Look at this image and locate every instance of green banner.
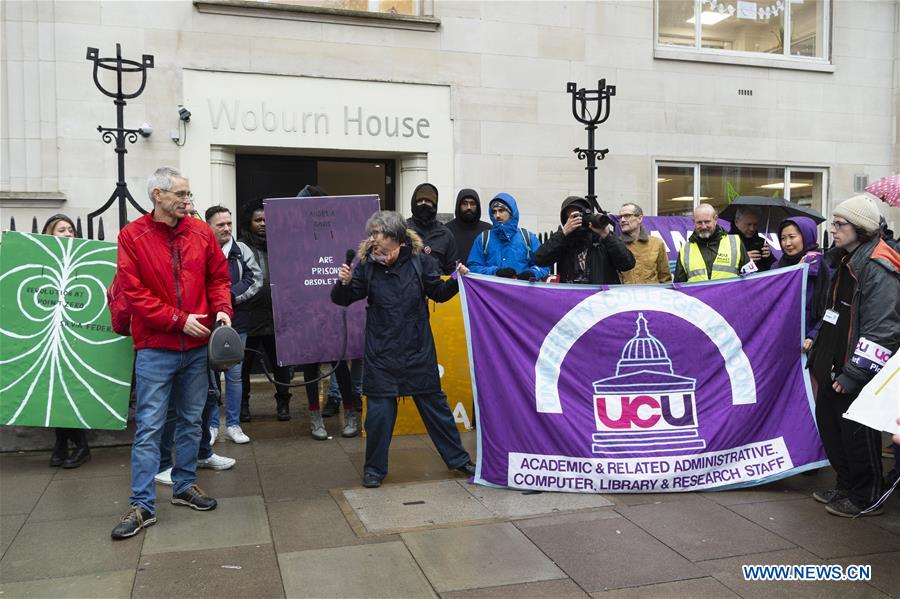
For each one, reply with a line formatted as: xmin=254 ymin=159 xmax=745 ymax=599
xmin=0 ymin=232 xmax=132 ymax=429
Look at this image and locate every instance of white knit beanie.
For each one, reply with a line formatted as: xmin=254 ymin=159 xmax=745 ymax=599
xmin=833 ymin=194 xmax=881 ymax=234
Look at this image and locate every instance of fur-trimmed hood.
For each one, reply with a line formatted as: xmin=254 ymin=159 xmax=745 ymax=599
xmin=357 ymin=228 xmax=424 ymax=263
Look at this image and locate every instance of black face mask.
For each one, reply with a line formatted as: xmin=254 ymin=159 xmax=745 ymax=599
xmin=412 ymin=203 xmax=437 ymax=224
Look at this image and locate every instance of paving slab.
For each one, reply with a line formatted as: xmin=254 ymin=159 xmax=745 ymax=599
xmin=730 ymin=498 xmax=900 ymax=559
xmin=279 ymin=541 xmax=435 ymax=598
xmin=0 ymin=514 xmax=26 ymax=559
xmin=344 ymin=446 xmax=463 ymax=484
xmin=141 ymin=495 xmax=271 ymax=555
xmin=463 ymin=480 xmax=613 ymax=518
xmin=51 ymin=445 xmax=133 ymax=480
xmin=701 ymin=476 xmax=813 ymax=506
xmin=605 ymin=491 xmax=700 ymax=507
xmin=266 ymin=493 xmax=397 ymax=553
xmin=194 ymin=460 xmax=263 ymax=499
xmin=402 ymin=522 xmax=566 ymax=592
xmin=831 ymin=551 xmax=900 ymax=597
xmin=867 ymin=495 xmax=900 ymax=536
xmin=0 ymin=473 xmax=50 ymax=516
xmin=0 ymin=515 xmax=142 ymax=583
xmin=515 ymin=508 xmax=623 ymax=530
xmin=440 ymin=578 xmax=590 ymax=598
xmin=520 ymin=513 xmax=704 ymax=592
xmin=0 ymin=451 xmax=54 ymax=476
xmin=251 ymin=436 xmax=354 ymax=466
xmin=132 ymin=543 xmax=284 ymax=599
xmin=697 ymin=547 xmax=889 ymax=599
xmin=29 ymin=475 xmax=132 ymax=522
xmin=591 ymin=577 xmax=739 ymax=598
xmin=0 ymin=569 xmax=134 ymax=598
xmin=344 ymin=480 xmax=494 ymax=533
xmin=617 ymin=495 xmax=795 ymax=561
xmin=258 ymin=457 xmax=361 ymax=502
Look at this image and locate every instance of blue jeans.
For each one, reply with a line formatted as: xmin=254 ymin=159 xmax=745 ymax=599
xmin=327 ymin=359 xmax=363 ymax=403
xmin=364 ymin=392 xmax=469 ymax=480
xmin=159 ymin=378 xmax=218 ymax=472
xmin=130 ymin=347 xmax=208 ymax=513
xmin=210 ymin=332 xmax=247 ymax=428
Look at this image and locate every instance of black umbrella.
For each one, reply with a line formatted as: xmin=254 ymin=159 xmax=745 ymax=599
xmin=719 ymin=196 xmax=825 ymax=235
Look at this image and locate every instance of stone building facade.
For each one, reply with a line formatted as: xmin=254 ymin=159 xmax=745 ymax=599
xmin=2 ymin=0 xmax=898 ymax=237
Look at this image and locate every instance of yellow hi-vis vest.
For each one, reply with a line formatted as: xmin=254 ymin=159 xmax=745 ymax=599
xmin=679 ymin=235 xmax=741 ymax=281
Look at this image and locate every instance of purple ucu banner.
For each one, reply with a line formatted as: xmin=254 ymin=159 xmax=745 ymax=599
xmin=459 ymin=267 xmax=827 ymax=493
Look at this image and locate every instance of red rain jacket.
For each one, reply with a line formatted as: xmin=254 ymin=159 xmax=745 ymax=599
xmin=116 ymin=212 xmax=232 ymax=351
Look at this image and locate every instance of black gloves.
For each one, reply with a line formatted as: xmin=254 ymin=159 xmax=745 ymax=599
xmin=495 ymin=268 xmax=516 ymax=278
xmin=516 ymin=271 xmax=535 ymax=281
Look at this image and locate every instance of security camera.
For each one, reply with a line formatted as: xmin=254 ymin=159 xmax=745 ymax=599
xmin=178 ymin=107 xmax=191 ymax=122
xmin=137 ymin=123 xmax=153 ymax=138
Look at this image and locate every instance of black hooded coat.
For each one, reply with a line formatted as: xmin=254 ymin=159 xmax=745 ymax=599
xmin=330 ymin=230 xmax=458 ymax=397
xmin=405 ymin=183 xmax=459 ymax=274
xmin=533 ymin=196 xmax=635 ymax=284
xmin=444 ymin=188 xmax=491 ymax=265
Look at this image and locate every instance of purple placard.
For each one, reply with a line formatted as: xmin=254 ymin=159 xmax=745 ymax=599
xmin=265 ymin=195 xmax=380 ymax=365
xmin=460 ymin=267 xmax=826 ymax=493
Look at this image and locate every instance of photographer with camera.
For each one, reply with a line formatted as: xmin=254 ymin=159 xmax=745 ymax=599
xmin=534 ymin=196 xmax=634 ymax=284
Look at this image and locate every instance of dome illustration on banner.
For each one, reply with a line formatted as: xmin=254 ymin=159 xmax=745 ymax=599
xmin=0 ymin=233 xmax=131 ymax=428
xmin=591 ymin=313 xmax=706 ymax=456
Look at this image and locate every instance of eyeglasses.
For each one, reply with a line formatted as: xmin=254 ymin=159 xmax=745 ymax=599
xmin=368 ymin=229 xmax=384 ymax=238
xmin=162 ymin=190 xmax=194 ymax=199
xmin=830 ymin=220 xmax=851 ymax=229
xmin=618 ymin=213 xmax=638 ymax=220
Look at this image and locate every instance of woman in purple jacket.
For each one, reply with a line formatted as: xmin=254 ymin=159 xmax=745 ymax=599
xmin=774 ymin=216 xmax=830 ymax=353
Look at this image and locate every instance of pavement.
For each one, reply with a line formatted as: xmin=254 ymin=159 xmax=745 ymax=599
xmin=0 ymin=385 xmax=898 ymax=599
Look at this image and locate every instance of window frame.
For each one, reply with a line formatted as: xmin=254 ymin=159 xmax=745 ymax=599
xmin=653 ymin=160 xmax=829 ymax=219
xmin=654 ymin=0 xmax=833 ymax=72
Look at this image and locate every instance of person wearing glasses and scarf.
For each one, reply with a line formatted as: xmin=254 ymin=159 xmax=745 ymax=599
xmin=807 ymin=194 xmax=900 ymax=518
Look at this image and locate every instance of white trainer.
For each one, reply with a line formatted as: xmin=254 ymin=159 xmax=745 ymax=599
xmin=154 ymin=467 xmax=173 ymax=486
xmin=209 ymin=427 xmax=218 ymax=445
xmin=196 ymin=453 xmax=236 ymax=470
xmin=225 ymin=425 xmax=250 ymax=444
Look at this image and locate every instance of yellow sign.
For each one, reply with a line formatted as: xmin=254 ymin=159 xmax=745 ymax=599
xmin=390 ymin=283 xmax=473 ymax=435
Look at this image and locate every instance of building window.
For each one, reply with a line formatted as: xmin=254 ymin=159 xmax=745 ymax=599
xmin=656 ymin=162 xmax=827 ymax=225
xmin=268 ymin=0 xmax=423 ymax=16
xmin=656 ymin=0 xmax=830 ymax=65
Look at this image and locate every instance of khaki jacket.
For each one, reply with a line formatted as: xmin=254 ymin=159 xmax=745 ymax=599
xmin=618 ymin=227 xmax=673 ymax=284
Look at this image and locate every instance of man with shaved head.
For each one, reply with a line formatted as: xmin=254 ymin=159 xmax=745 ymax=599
xmin=674 ymin=203 xmax=749 ymax=283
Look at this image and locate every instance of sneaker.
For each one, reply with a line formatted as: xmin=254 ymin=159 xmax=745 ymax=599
xmin=111 ymin=504 xmax=156 ymax=540
xmin=239 ymin=403 xmax=251 ymax=422
xmin=276 ymin=399 xmax=291 ymax=421
xmin=362 ymin=473 xmax=382 ymax=488
xmin=172 ymin=484 xmax=217 ymax=511
xmin=209 ymin=427 xmax=218 ymax=445
xmin=455 ymin=461 xmax=477 ymax=476
xmin=225 ymin=425 xmax=250 ymax=444
xmin=154 ymin=467 xmax=173 ymax=486
xmin=341 ymin=409 xmax=359 ymax=438
xmin=310 ymin=411 xmax=328 ymax=440
xmin=812 ymin=489 xmax=842 ymax=504
xmin=322 ymin=400 xmax=340 ymax=418
xmin=825 ymin=496 xmax=883 ymax=518
xmin=197 ymin=453 xmax=236 ymax=470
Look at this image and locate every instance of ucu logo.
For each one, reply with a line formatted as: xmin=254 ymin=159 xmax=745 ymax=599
xmin=594 ymin=393 xmax=696 ymax=431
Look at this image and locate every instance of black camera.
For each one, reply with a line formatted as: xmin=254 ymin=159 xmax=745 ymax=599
xmin=578 ymin=208 xmax=612 ymax=230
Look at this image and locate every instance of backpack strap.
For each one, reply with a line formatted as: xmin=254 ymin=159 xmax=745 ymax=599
xmin=520 ymin=228 xmax=532 ymax=262
xmin=481 ymin=230 xmax=491 ymax=259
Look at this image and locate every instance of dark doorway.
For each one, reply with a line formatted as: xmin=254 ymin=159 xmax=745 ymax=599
xmin=235 ymin=154 xmax=395 ymax=235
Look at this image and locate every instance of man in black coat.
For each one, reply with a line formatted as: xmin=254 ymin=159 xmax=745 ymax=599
xmin=732 ymin=206 xmax=775 ymax=271
xmin=332 ymin=211 xmax=475 ymax=488
xmin=405 ymin=182 xmax=459 ymax=274
xmin=534 ymin=196 xmax=635 ymax=284
xmin=445 ymin=188 xmax=490 ymax=266
xmin=239 ymin=199 xmax=294 ymax=422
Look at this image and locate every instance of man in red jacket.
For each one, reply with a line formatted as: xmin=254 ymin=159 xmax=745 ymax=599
xmin=111 ymin=166 xmax=233 ymax=540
